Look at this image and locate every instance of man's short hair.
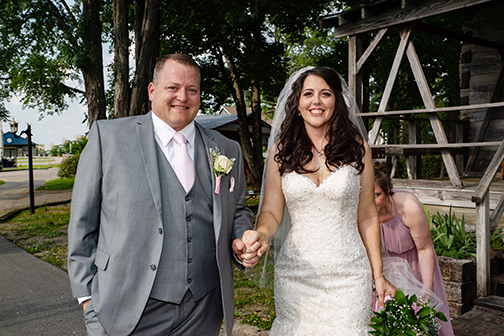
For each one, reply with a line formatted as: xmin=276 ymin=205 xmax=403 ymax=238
xmin=152 ymin=54 xmax=200 ymax=84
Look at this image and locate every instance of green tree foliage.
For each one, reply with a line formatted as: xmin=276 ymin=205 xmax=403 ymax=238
xmin=55 ymin=136 xmax=87 ymax=178
xmin=0 ymin=0 xmax=83 ymax=118
xmin=57 ymin=153 xmax=81 ymax=178
xmin=159 ymin=0 xmax=333 ymax=185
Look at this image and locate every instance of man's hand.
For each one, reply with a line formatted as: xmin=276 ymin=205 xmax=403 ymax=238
xmin=232 ymin=238 xmax=259 ymax=268
xmin=82 ymin=299 xmax=90 ymax=312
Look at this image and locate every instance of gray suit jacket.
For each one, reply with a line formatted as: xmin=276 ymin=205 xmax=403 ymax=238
xmin=67 ymin=112 xmax=253 ymax=335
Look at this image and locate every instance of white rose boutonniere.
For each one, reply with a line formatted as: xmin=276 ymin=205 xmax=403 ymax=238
xmin=209 ymin=148 xmax=236 ymax=194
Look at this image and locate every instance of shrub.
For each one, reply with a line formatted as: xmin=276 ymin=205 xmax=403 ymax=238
xmin=57 ymin=153 xmax=81 ymax=178
xmin=430 ymin=207 xmax=476 ymax=260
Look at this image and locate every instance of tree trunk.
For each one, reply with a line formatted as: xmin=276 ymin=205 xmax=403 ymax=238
xmin=113 ymin=0 xmax=130 ymax=119
xmin=129 ymin=0 xmax=160 ymax=116
xmin=249 ymin=25 xmax=265 ymax=187
xmin=250 ymin=78 xmax=264 ymax=188
xmin=82 ymin=0 xmax=106 ymax=126
xmin=218 ymin=50 xmax=263 ymax=188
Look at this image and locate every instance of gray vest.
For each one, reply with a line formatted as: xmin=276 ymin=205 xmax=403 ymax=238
xmin=150 ymin=129 xmax=220 ymax=304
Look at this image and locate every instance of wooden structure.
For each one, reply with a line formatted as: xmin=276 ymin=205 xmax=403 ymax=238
xmin=320 ymin=0 xmax=504 ymax=298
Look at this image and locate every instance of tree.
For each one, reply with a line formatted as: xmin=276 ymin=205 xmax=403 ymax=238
xmin=159 ymin=0 xmax=331 ymax=186
xmin=0 ymin=0 xmax=106 ymax=125
xmin=0 ymin=0 xmax=160 ymax=125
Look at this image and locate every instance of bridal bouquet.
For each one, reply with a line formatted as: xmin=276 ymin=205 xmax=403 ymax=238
xmin=369 ymin=289 xmax=447 ymax=336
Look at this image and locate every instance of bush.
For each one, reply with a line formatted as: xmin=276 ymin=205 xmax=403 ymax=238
xmin=430 ymin=207 xmax=476 ymax=260
xmin=57 ymin=154 xmax=81 ymax=178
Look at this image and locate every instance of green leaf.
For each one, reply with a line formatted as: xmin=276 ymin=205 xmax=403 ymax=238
xmin=417 ymin=306 xmax=431 ymax=317
xmin=395 ymin=289 xmax=406 ymax=305
xmin=436 ymin=311 xmax=448 ymax=322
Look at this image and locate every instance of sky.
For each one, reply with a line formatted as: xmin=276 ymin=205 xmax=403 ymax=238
xmin=1 ymin=41 xmax=113 ymax=152
xmin=1 ymin=97 xmax=89 ymax=150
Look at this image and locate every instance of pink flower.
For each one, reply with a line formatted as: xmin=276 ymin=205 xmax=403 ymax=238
xmin=411 ymin=302 xmax=421 ymax=316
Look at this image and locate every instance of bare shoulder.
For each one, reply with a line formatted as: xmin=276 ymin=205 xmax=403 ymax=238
xmin=393 ymin=191 xmax=425 ymax=218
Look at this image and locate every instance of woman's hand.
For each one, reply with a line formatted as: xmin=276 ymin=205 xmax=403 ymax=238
xmin=242 ymin=229 xmax=269 ymax=258
xmin=375 ymin=276 xmax=396 ymax=310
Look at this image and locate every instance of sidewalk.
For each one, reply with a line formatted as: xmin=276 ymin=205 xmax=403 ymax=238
xmin=0 ymin=168 xmax=86 ymax=335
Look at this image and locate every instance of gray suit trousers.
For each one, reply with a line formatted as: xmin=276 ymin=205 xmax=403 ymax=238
xmin=84 ymin=286 xmax=223 ymax=336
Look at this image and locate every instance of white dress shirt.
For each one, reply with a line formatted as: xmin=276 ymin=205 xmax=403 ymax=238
xmin=152 ymin=112 xmax=196 ymax=164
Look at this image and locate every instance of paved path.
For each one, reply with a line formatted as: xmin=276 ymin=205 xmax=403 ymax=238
xmin=0 ymin=168 xmax=85 ymax=335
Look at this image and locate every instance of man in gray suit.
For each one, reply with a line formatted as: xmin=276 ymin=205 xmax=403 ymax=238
xmin=68 ymin=53 xmax=257 ymax=335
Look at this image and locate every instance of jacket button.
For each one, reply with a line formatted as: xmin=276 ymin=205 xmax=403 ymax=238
xmin=150 ymin=264 xmax=157 ymax=271
xmin=158 ymin=228 xmax=163 ymax=234
xmin=187 ymin=237 xmax=192 ymax=242
xmin=185 ymin=195 xmax=190 ymax=201
xmin=186 ymin=216 xmax=191 ymax=221
xmin=188 ymin=258 xmax=192 ymax=263
xmin=187 ymin=279 xmax=192 ymax=284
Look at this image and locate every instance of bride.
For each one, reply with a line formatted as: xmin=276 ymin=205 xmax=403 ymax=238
xmin=242 ymin=66 xmax=395 ymax=335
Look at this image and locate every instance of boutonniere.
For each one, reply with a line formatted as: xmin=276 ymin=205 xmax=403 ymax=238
xmin=209 ymin=148 xmax=236 ymax=194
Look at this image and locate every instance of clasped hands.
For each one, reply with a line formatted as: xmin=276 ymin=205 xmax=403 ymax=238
xmin=232 ymin=230 xmax=269 ymax=268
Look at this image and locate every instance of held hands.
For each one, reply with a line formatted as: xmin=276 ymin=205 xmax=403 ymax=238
xmin=375 ymin=276 xmax=396 ymax=310
xmin=232 ymin=230 xmax=269 ymax=268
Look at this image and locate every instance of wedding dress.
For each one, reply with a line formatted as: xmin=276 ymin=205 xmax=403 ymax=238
xmin=269 ymin=164 xmax=372 ymax=335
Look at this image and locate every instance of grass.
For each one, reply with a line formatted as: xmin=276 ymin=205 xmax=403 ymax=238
xmin=0 ymin=204 xmax=71 ymax=270
xmin=0 ymin=180 xmax=4 ymax=185
xmin=4 ymin=164 xmax=59 ymax=171
xmin=0 ymin=200 xmax=274 ymax=331
xmin=38 ymin=177 xmax=75 ymax=190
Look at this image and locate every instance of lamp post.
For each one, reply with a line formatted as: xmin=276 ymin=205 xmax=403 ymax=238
xmin=10 ymin=120 xmax=35 ymax=214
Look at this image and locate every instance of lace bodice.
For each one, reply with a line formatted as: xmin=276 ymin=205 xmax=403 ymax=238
xmin=269 ymin=164 xmax=373 ymax=335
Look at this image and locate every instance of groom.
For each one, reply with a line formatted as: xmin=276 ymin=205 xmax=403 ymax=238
xmin=68 ymin=53 xmax=255 ymax=335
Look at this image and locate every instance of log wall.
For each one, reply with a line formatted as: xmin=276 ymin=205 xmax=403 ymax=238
xmin=461 ymin=4 xmax=504 ymax=172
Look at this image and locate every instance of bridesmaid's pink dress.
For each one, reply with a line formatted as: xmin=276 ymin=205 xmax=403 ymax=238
xmin=381 ymin=189 xmax=454 ymax=336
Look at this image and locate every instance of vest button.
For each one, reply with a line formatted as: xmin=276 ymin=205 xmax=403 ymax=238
xmin=187 ymin=237 xmax=192 ymax=242
xmin=188 ymin=258 xmax=192 ymax=263
xmin=150 ymin=264 xmax=157 ymax=271
xmin=158 ymin=228 xmax=163 ymax=234
xmin=187 ymin=278 xmax=192 ymax=284
xmin=186 ymin=216 xmax=191 ymax=221
xmin=185 ymin=195 xmax=190 ymax=201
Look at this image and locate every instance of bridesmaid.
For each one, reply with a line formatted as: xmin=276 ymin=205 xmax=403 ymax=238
xmin=374 ymin=162 xmax=454 ymax=336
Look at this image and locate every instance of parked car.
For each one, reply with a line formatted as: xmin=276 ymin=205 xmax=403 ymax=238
xmin=1 ymin=158 xmax=16 ymax=168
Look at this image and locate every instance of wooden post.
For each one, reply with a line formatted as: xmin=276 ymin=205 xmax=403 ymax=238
xmin=476 ymin=192 xmax=490 ymax=298
xmin=349 ymin=34 xmax=363 ymax=112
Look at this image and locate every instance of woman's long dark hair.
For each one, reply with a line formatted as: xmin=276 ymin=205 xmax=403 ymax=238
xmin=275 ymin=67 xmax=365 ymax=176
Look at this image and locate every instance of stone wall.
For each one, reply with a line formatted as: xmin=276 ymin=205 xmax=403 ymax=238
xmin=438 ymin=256 xmax=475 ymax=318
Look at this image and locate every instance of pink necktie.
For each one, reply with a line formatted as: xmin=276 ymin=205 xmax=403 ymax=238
xmin=173 ymin=132 xmax=194 ymax=192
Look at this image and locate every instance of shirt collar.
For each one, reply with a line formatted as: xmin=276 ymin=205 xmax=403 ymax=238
xmin=151 ymin=112 xmax=196 ymax=147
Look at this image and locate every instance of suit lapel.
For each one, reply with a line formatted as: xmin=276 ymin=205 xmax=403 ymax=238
xmin=136 ymin=112 xmax=163 ymax=219
xmin=196 ymin=122 xmax=222 ymax=242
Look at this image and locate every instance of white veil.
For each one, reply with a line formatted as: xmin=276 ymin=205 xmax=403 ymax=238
xmin=247 ymin=66 xmax=368 ymax=288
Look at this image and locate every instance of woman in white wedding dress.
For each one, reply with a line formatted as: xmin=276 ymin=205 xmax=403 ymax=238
xmin=242 ymin=67 xmax=395 ymax=335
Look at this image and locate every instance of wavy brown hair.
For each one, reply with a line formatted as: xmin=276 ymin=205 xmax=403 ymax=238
xmin=275 ymin=67 xmax=365 ymax=176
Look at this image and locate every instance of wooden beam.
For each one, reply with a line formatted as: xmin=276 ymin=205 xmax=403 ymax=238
xmin=356 ymin=28 xmax=388 ymax=73
xmin=476 ymin=193 xmax=490 ymax=298
xmin=465 ymin=65 xmax=504 ymax=173
xmin=320 ymin=0 xmax=494 ymax=38
xmin=406 ymin=39 xmax=463 ymax=188
xmin=349 ymin=35 xmax=363 ymax=112
xmin=372 ymin=141 xmax=502 ymax=149
xmin=358 ymin=101 xmax=504 ymax=116
xmin=472 ymin=140 xmax=504 ymax=203
xmin=490 ymin=192 xmax=504 ymax=229
xmin=369 ymin=25 xmax=413 ymax=145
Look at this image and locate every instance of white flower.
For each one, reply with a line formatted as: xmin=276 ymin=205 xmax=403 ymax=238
xmin=209 ymin=148 xmax=236 ymax=177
